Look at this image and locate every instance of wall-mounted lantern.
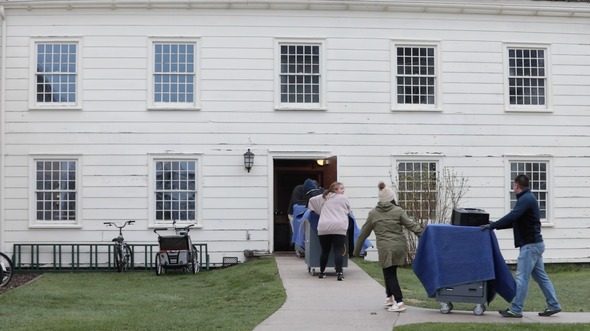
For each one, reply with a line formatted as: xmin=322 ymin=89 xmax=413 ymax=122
xmin=244 ymin=149 xmax=255 ymax=173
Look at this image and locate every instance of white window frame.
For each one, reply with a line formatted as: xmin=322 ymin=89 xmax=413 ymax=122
xmin=29 ymin=37 xmax=83 ymax=110
xmin=391 ymin=41 xmax=442 ymax=112
xmin=504 ymin=156 xmax=553 ymax=225
xmin=392 ymin=156 xmax=442 ymax=220
xmin=148 ymin=154 xmax=203 ymax=228
xmin=147 ymin=37 xmax=201 ymax=110
xmin=503 ymin=43 xmax=552 ymax=113
xmin=274 ymin=38 xmax=327 ymax=110
xmin=29 ymin=155 xmax=82 ymax=228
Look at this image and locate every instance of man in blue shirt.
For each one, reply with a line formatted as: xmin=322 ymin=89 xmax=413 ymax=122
xmin=482 ymin=174 xmax=561 ymax=318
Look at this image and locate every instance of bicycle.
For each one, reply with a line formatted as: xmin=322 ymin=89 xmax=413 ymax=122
xmin=104 ymin=220 xmax=135 ymax=272
xmin=0 ymin=251 xmax=14 ymax=287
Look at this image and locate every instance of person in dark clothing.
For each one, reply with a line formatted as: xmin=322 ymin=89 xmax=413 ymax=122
xmin=288 ymin=184 xmax=306 ymax=218
xmin=482 ymin=174 xmax=561 ymax=318
xmin=288 ymin=179 xmax=322 ymax=221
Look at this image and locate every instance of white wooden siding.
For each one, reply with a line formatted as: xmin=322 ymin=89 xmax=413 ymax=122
xmin=0 ymin=1 xmax=589 ymax=265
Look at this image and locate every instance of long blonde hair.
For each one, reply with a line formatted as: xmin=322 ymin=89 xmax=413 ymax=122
xmin=323 ymin=181 xmax=343 ymax=199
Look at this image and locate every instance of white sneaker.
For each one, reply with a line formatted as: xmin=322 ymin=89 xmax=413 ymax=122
xmin=384 ymin=297 xmax=394 ymax=307
xmin=388 ymin=302 xmax=407 ymax=312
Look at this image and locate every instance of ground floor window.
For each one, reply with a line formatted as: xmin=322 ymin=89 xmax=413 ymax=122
xmin=509 ymin=160 xmax=549 ymax=220
xmin=396 ymin=160 xmax=438 ymax=220
xmin=34 ymin=159 xmax=78 ymax=222
xmin=154 ymin=159 xmax=197 ymax=223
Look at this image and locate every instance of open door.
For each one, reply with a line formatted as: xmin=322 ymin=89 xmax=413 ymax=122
xmin=322 ymin=156 xmax=338 ymax=188
xmin=273 ymin=157 xmax=337 ymax=252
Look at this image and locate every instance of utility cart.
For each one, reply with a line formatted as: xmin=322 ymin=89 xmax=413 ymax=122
xmin=304 ymin=213 xmax=347 ymax=276
xmin=435 ymin=281 xmax=494 ymax=315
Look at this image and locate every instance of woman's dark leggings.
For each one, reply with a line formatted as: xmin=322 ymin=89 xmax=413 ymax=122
xmin=318 ymin=234 xmax=346 ymax=273
xmin=383 ymin=265 xmax=403 ymax=302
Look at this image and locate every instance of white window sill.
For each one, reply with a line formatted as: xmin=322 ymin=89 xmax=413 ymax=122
xmin=149 ymin=223 xmax=203 ymax=229
xmin=29 ymin=224 xmax=82 ymax=229
xmin=505 ymin=108 xmax=553 ymax=113
xmin=276 ymin=106 xmax=327 ymax=111
xmin=29 ymin=106 xmax=83 ymax=111
xmin=392 ymin=107 xmax=442 ymax=112
xmin=148 ymin=106 xmax=201 ymax=111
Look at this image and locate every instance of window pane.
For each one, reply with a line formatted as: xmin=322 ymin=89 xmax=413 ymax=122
xmin=509 ymin=161 xmax=548 ymax=220
xmin=154 ymin=160 xmax=197 ymax=222
xmin=507 ymin=47 xmax=546 ymax=106
xmin=36 ymin=42 xmax=77 ymax=104
xmin=35 ymin=160 xmax=77 ymax=221
xmin=395 ymin=46 xmax=436 ymax=105
xmin=279 ymin=43 xmax=321 ymax=105
xmin=397 ymin=161 xmax=437 ymax=220
xmin=154 ymin=42 xmax=196 ymax=104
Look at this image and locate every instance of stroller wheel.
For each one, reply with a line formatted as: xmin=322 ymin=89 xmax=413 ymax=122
xmin=190 ymin=253 xmax=200 ymax=274
xmin=155 ymin=253 xmax=164 ymax=276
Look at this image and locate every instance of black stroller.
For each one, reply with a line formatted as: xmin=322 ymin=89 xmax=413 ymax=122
xmin=153 ymin=221 xmax=200 ymax=275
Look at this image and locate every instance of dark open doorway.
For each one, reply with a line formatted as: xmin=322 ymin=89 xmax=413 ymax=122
xmin=273 ymin=157 xmax=337 ymax=252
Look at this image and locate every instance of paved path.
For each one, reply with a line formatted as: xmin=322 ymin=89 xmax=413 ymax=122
xmin=254 ymin=254 xmax=590 ymax=330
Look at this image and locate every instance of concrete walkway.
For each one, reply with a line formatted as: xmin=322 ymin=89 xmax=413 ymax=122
xmin=254 ymin=254 xmax=590 ymax=330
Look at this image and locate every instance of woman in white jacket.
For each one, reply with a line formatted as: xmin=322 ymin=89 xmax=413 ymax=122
xmin=308 ymin=181 xmax=350 ymax=281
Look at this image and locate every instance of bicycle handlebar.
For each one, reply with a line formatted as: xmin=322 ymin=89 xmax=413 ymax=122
xmin=104 ymin=220 xmax=135 ymax=229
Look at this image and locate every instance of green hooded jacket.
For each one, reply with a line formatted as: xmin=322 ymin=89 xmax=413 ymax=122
xmin=353 ymin=201 xmax=423 ymax=268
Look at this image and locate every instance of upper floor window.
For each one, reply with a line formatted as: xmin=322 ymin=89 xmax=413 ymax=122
xmin=33 ymin=159 xmax=78 ymax=223
xmin=396 ymin=160 xmax=438 ymax=220
xmin=150 ymin=40 xmax=199 ymax=109
xmin=505 ymin=45 xmax=551 ymax=112
xmin=509 ymin=160 xmax=549 ymax=221
xmin=276 ymin=41 xmax=325 ymax=110
xmin=393 ymin=43 xmax=440 ymax=111
xmin=153 ymin=159 xmax=198 ymax=224
xmin=33 ymin=41 xmax=80 ymax=109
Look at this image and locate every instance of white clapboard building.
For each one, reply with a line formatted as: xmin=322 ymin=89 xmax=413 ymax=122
xmin=0 ymin=0 xmax=589 ymax=267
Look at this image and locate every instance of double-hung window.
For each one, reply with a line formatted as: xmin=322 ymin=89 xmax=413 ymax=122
xmin=150 ymin=39 xmax=199 ymax=109
xmin=31 ymin=40 xmax=80 ymax=109
xmin=276 ymin=41 xmax=325 ymax=110
xmin=393 ymin=43 xmax=440 ymax=111
xmin=396 ymin=160 xmax=438 ymax=220
xmin=151 ymin=158 xmax=199 ymax=225
xmin=32 ymin=158 xmax=79 ymax=224
xmin=505 ymin=45 xmax=551 ymax=111
xmin=508 ymin=160 xmax=550 ymax=222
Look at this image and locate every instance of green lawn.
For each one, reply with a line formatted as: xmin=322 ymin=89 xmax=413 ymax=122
xmin=1 ymin=257 xmax=588 ymax=331
xmin=0 ymin=258 xmax=285 ymax=331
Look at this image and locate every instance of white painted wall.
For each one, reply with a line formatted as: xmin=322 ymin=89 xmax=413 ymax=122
xmin=1 ymin=1 xmax=589 ymax=265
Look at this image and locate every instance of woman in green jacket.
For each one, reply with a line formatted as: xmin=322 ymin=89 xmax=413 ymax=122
xmin=353 ymin=182 xmax=423 ymax=313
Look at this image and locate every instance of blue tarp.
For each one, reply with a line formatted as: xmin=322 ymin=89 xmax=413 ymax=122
xmin=412 ymin=224 xmax=516 ymax=303
xmin=291 ymin=204 xmax=372 ymax=254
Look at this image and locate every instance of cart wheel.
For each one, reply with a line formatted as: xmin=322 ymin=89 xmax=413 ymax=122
xmin=474 ymin=304 xmax=486 ymax=316
xmin=307 ymin=266 xmax=311 ymax=274
xmin=311 ymin=268 xmax=316 ymax=276
xmin=440 ymin=302 xmax=453 ymax=314
xmin=155 ymin=253 xmax=164 ymax=276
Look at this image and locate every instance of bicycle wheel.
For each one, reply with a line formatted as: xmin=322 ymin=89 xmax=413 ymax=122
xmin=115 ymin=245 xmax=123 ymax=273
xmin=122 ymin=245 xmax=132 ymax=272
xmin=0 ymin=252 xmax=14 ymax=287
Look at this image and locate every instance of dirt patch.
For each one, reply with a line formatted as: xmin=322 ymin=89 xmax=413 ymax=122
xmin=1 ymin=273 xmax=42 ymax=290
